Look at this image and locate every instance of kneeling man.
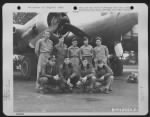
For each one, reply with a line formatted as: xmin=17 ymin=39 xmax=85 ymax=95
xmin=38 ymin=56 xmax=66 ymax=93
xmin=59 ymin=57 xmax=80 ymax=89
xmin=77 ymin=58 xmax=96 ymax=93
xmin=95 ymin=60 xmax=114 ymax=94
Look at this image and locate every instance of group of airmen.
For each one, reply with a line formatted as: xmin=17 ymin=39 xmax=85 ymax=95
xmin=35 ymin=30 xmax=114 ymax=94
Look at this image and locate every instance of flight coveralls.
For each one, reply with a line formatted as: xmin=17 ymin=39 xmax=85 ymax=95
xmin=35 ymin=38 xmax=53 ymax=88
xmin=93 ymin=45 xmax=109 ymax=65
xmin=80 ymin=45 xmax=93 ymax=65
xmin=68 ymin=45 xmax=80 ymax=72
xmin=53 ymin=42 xmax=68 ymax=68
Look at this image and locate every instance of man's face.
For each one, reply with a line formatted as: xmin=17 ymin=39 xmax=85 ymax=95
xmin=59 ymin=37 xmax=64 ymax=43
xmin=49 ymin=60 xmax=56 ymax=66
xmin=72 ymin=40 xmax=77 ymax=46
xmin=98 ymin=63 xmax=104 ymax=68
xmin=82 ymin=59 xmax=88 ymax=67
xmin=96 ymin=40 xmax=101 ymax=46
xmin=44 ymin=32 xmax=50 ymax=38
xmin=84 ymin=39 xmax=88 ymax=45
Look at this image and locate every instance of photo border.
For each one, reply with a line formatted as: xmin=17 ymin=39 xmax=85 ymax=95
xmin=2 ymin=3 xmax=149 ymax=116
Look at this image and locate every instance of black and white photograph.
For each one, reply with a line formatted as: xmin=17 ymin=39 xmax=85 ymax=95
xmin=3 ymin=3 xmax=148 ymax=115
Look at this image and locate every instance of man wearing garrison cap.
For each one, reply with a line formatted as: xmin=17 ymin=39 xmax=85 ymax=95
xmin=68 ymin=37 xmax=80 ymax=73
xmin=93 ymin=36 xmax=109 ymax=67
xmin=80 ymin=36 xmax=93 ymax=65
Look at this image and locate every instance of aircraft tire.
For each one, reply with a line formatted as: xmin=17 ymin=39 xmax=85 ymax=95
xmin=21 ymin=54 xmax=37 ymax=80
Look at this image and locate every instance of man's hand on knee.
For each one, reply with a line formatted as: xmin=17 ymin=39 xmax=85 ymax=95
xmin=67 ymin=79 xmax=73 ymax=88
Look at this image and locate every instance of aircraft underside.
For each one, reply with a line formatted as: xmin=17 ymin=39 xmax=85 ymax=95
xmin=13 ymin=12 xmax=137 ymax=79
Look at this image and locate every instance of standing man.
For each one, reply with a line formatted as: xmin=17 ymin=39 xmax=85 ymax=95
xmin=35 ymin=31 xmax=54 ymax=89
xmin=80 ymin=37 xmax=93 ymax=65
xmin=35 ymin=16 xmax=60 ymax=89
xmin=93 ymin=36 xmax=109 ymax=66
xmin=68 ymin=37 xmax=80 ymax=73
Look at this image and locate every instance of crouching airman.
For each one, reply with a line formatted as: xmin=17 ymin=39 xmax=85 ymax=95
xmin=38 ymin=56 xmax=66 ymax=94
xmin=76 ymin=58 xmax=96 ymax=93
xmin=94 ymin=60 xmax=114 ymax=94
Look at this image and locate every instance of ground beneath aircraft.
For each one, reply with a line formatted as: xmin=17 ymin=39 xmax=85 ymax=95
xmin=13 ymin=65 xmax=138 ymax=113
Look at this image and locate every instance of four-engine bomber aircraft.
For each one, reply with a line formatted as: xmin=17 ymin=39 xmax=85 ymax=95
xmin=13 ymin=12 xmax=138 ymax=79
